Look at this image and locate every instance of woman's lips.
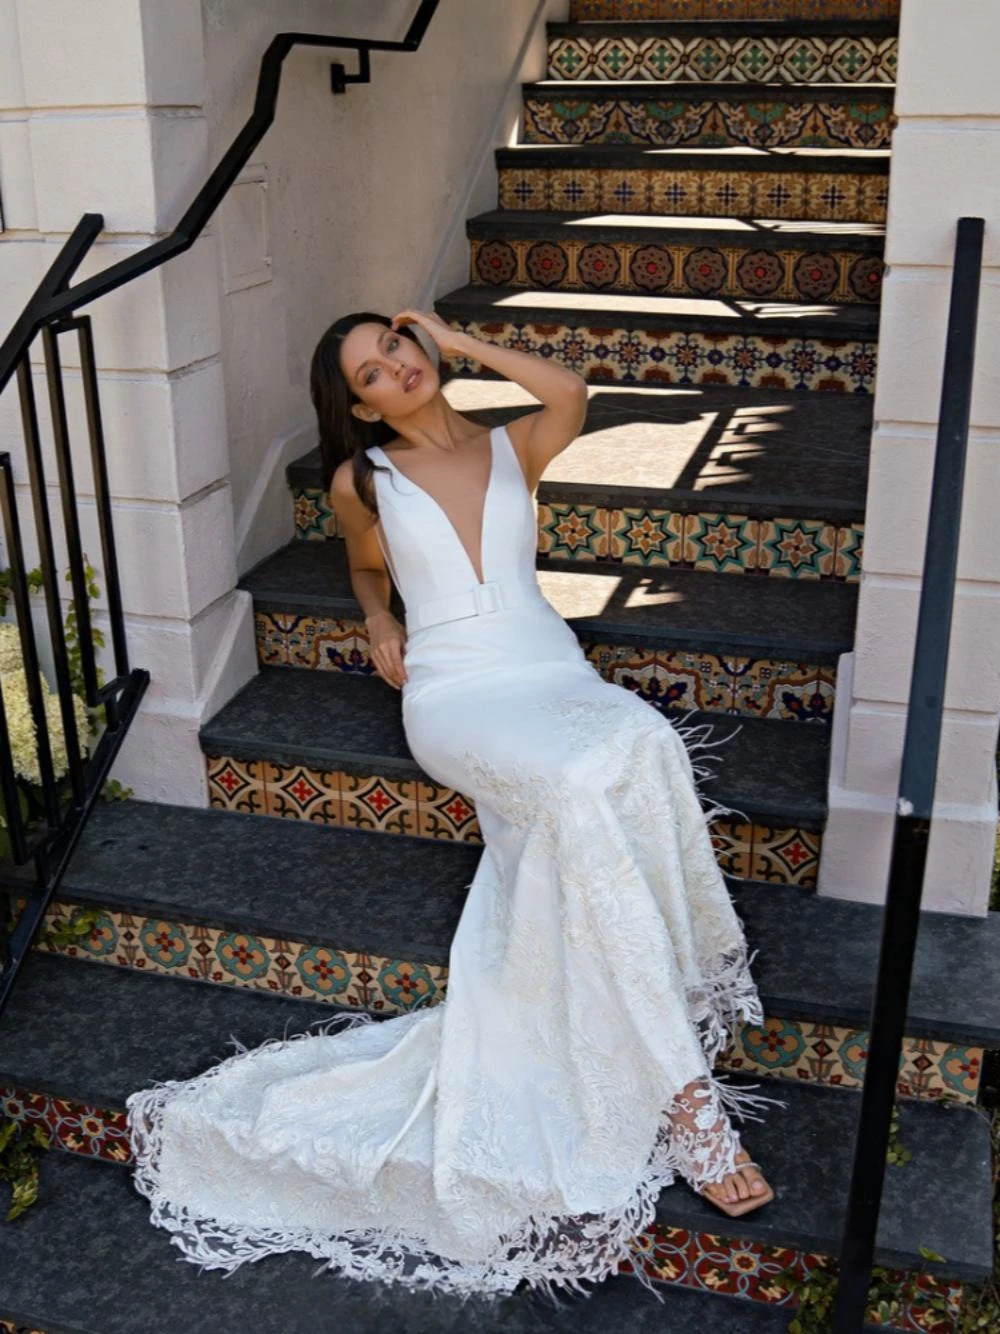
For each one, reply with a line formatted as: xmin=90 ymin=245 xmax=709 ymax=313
xmin=404 ymin=368 xmax=421 ymax=392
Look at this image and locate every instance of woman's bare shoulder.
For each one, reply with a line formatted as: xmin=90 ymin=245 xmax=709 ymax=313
xmin=329 ymin=457 xmax=375 ymax=526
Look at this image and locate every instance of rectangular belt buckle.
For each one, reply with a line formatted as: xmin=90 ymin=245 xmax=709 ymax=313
xmin=473 ymin=580 xmax=503 ymax=615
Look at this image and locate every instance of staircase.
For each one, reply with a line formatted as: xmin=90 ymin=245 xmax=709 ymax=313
xmin=1 ymin=2 xmax=997 ymax=1331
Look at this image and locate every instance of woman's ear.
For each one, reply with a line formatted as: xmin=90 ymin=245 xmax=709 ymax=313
xmin=351 ymin=403 xmax=380 ymax=423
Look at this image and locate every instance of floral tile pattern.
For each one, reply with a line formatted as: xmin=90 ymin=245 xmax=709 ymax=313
xmin=16 ymin=894 xmax=986 ymax=1103
xmin=625 ymin=1224 xmax=962 ymax=1332
xmin=472 ymin=234 xmax=884 ymax=305
xmin=441 ymin=318 xmax=878 ymax=394
xmin=549 ymin=33 xmax=898 ymax=85
xmin=537 ymin=502 xmax=864 ymax=579
xmin=205 ymin=751 xmax=820 ymax=884
xmin=290 ymin=493 xmax=866 ymax=581
xmin=498 ymin=164 xmax=889 ymax=224
xmin=523 ymin=92 xmax=893 ymax=151
xmin=253 ymin=611 xmax=838 ymax=723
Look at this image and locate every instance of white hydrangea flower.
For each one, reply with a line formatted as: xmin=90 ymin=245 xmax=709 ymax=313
xmin=0 ymin=631 xmax=90 ymax=785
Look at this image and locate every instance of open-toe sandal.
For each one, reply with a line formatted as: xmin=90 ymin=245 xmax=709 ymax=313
xmin=697 ymin=1151 xmax=775 ymax=1218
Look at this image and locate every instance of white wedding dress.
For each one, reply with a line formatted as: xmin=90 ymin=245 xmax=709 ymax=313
xmin=126 ymin=420 xmax=784 ymax=1305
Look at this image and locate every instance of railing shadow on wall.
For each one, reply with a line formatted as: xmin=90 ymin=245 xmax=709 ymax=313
xmin=0 ymin=1 xmax=441 ymax=1020
xmin=832 ymin=216 xmax=987 ymax=1331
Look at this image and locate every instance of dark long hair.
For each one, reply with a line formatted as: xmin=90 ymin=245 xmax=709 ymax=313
xmin=309 ymin=311 xmax=443 ymax=518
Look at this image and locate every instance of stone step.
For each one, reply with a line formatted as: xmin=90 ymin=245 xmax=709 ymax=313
xmin=290 ymin=388 xmax=871 ymax=582
xmin=8 ymin=797 xmax=995 ymax=1099
xmin=568 ymin=1 xmax=901 ymax=22
xmin=496 ymin=143 xmax=890 ymax=224
xmin=199 ymin=663 xmax=829 ymax=827
xmin=468 ymin=209 xmax=885 ymax=305
xmin=548 ymin=19 xmax=898 ymax=85
xmin=0 ymin=1147 xmax=813 ymax=1334
xmin=521 ymin=80 xmax=895 ymax=151
xmin=196 ymin=666 xmax=828 ymax=887
xmin=0 ymin=951 xmax=992 ymax=1293
xmin=241 ymin=538 xmax=855 ymax=724
xmin=435 ymin=284 xmax=879 ymax=394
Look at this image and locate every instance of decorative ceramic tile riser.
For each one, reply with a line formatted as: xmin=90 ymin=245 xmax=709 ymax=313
xmin=441 ymin=321 xmax=878 ymax=394
xmin=568 ymin=1 xmax=901 ymax=19
xmin=204 ymin=752 xmax=820 ymax=884
xmin=523 ymin=94 xmax=893 ymax=151
xmin=294 ymin=487 xmax=340 ymax=539
xmin=0 ymin=1319 xmax=48 ymax=1334
xmin=628 ymin=1224 xmax=962 ymax=1333
xmin=548 ymin=33 xmax=898 ymax=84
xmin=498 ymin=164 xmax=889 ymax=224
xmin=253 ymin=611 xmax=838 ymax=724
xmin=17 ymin=900 xmax=983 ymax=1103
xmin=471 ymin=235 xmax=884 ymax=305
xmin=538 ymin=503 xmax=864 ymax=580
xmin=290 ymin=489 xmax=866 ymax=582
xmin=0 ymin=1088 xmax=965 ymax=1332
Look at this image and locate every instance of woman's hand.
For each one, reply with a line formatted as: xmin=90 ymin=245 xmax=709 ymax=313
xmin=365 ymin=609 xmax=408 ymax=690
xmin=390 ymin=309 xmax=472 ymax=360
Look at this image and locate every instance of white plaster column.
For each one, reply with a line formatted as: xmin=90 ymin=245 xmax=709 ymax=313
xmin=819 ymin=0 xmax=1000 ymax=916
xmin=0 ymin=0 xmax=257 ymax=805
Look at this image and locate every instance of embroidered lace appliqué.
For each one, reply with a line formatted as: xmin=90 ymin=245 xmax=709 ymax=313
xmin=125 ymin=690 xmax=784 ymax=1311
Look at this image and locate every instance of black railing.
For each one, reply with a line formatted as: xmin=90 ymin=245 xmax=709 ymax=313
xmin=0 ymin=1 xmax=440 ymax=1018
xmin=832 ymin=216 xmax=987 ymax=1330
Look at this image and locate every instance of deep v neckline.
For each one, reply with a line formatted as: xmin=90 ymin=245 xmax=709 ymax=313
xmin=373 ymin=427 xmax=497 ymax=586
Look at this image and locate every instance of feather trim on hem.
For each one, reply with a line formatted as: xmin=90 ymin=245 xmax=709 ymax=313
xmin=125 ymin=953 xmax=785 ymax=1310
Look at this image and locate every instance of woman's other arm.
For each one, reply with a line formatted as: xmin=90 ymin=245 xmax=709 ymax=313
xmin=329 ymin=461 xmax=408 ymax=689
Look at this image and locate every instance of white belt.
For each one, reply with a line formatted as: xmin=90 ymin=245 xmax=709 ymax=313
xmin=407 ymin=579 xmax=543 ymax=632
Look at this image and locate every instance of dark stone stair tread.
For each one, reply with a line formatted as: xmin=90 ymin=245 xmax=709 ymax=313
xmin=497 ymin=143 xmax=891 ymax=170
xmin=0 ymin=955 xmax=991 ymax=1283
xmin=35 ymin=798 xmax=1000 ymax=1048
xmin=468 ymin=208 xmax=885 ymax=248
xmin=0 ymin=1150 xmax=797 ymax=1334
xmin=243 ymin=539 xmax=858 ymax=660
xmin=52 ymin=797 xmax=477 ymax=965
xmin=437 ymin=283 xmax=880 ymax=337
xmin=287 ymin=387 xmax=873 ymax=519
xmin=198 ymin=666 xmax=830 ymax=825
xmin=524 ymin=80 xmax=895 ymax=103
xmin=656 ymin=1080 xmax=993 ymax=1281
xmin=729 ymin=880 xmax=1000 ymax=1046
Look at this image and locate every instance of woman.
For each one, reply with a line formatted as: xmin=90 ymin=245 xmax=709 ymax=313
xmin=125 ymin=308 xmax=781 ymax=1307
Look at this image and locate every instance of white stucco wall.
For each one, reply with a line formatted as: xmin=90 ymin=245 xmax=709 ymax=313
xmin=0 ymin=0 xmax=255 ymax=804
xmin=821 ymin=0 xmax=1000 ymax=916
xmin=201 ymin=0 xmax=563 ymax=575
xmin=0 ymin=0 xmax=562 ymax=803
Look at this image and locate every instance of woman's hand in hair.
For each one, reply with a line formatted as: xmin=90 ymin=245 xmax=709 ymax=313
xmin=365 ymin=609 xmax=408 ymax=690
xmin=389 ymin=309 xmax=471 ymax=359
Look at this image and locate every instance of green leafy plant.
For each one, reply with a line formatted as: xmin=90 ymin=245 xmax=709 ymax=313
xmin=778 ymin=1096 xmax=999 ymax=1332
xmin=886 ymin=1102 xmax=911 ymax=1166
xmin=0 ymin=555 xmax=122 ymax=864
xmin=0 ymin=1114 xmax=51 ymax=1222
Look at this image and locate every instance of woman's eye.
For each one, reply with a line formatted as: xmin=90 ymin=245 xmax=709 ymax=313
xmin=365 ymin=337 xmax=399 ymax=385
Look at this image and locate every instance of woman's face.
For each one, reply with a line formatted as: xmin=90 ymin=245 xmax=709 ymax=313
xmin=339 ymin=321 xmax=437 ymax=422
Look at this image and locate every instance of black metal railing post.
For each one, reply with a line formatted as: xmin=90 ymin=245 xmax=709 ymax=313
xmin=832 ymin=215 xmax=986 ymax=1331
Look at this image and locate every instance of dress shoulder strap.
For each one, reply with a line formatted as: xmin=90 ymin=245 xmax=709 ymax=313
xmin=362 ymin=446 xmax=403 ymax=593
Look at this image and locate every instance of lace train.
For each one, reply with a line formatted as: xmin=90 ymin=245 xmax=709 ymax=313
xmin=125 ymin=700 xmax=786 ymax=1307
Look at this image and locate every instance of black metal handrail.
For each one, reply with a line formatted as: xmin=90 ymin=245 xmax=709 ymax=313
xmin=832 ymin=215 xmax=987 ymax=1330
xmin=0 ymin=2 xmax=439 ymax=394
xmin=0 ymin=2 xmax=440 ymax=1019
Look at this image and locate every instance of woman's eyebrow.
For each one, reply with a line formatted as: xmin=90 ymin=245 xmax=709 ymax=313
xmin=355 ymin=328 xmax=389 ymax=383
